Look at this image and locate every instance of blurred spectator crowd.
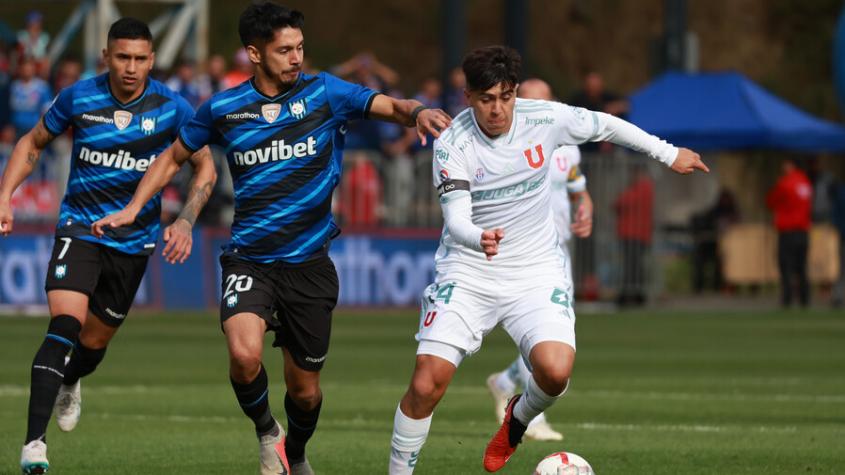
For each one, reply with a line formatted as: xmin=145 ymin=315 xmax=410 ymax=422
xmin=2 ymin=12 xmax=844 ymax=306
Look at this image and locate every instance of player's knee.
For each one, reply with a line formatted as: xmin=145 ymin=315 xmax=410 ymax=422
xmin=534 ymin=366 xmax=570 ymax=395
xmin=409 ymin=374 xmax=447 ymax=406
xmin=229 ymin=349 xmax=262 ymax=382
xmin=287 ymin=384 xmax=321 ymax=410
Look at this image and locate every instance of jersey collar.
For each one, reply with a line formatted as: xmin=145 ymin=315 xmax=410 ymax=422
xmin=469 ymin=107 xmax=518 ymax=148
xmin=248 ymin=74 xmax=303 ymax=102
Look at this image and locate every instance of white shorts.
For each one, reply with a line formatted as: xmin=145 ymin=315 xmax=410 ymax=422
xmin=415 ymin=268 xmax=576 ymax=367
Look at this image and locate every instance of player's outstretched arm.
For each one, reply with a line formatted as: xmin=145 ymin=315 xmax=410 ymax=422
xmin=368 ymin=95 xmax=452 ymax=146
xmin=161 ymin=146 xmax=217 ymax=264
xmin=574 ymin=110 xmax=708 ymax=175
xmin=91 ymin=139 xmax=194 ymax=238
xmin=0 ymin=120 xmax=55 ymax=236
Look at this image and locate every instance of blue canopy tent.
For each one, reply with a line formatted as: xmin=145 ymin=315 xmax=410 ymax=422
xmin=629 ymin=71 xmax=845 ymax=152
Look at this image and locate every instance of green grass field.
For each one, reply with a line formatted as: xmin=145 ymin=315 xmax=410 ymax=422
xmin=1 ymin=309 xmax=843 ymax=474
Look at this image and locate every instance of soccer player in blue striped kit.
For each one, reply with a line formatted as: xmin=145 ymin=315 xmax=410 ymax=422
xmin=94 ymin=3 xmax=451 ymax=474
xmin=0 ymin=18 xmax=216 ymax=474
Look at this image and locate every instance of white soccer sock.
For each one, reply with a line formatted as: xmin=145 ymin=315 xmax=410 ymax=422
xmin=513 ymin=376 xmax=567 ymax=426
xmin=515 ymin=357 xmax=532 ymax=389
xmin=527 ymin=410 xmax=547 ymax=428
xmin=493 ymin=358 xmax=521 ymax=394
xmin=513 ymin=358 xmax=547 ymax=427
xmin=389 ymin=406 xmax=432 ymax=475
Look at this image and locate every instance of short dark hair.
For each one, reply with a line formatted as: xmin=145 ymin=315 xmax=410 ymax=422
xmin=239 ymin=2 xmax=305 ymax=48
xmin=462 ymin=46 xmax=522 ymax=92
xmin=107 ymin=18 xmax=153 ymax=43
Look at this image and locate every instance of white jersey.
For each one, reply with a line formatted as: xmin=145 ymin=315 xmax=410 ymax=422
xmin=549 ymin=145 xmax=584 ymax=244
xmin=432 ymin=98 xmax=676 ymax=277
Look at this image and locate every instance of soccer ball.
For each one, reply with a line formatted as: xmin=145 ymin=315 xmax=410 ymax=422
xmin=534 ymin=451 xmax=594 ymax=475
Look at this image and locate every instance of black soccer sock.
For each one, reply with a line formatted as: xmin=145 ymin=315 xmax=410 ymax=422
xmin=26 ymin=315 xmax=81 ymax=444
xmin=63 ymin=343 xmax=107 ymax=386
xmin=231 ymin=365 xmax=276 ymax=435
xmin=284 ymin=391 xmax=322 ymax=462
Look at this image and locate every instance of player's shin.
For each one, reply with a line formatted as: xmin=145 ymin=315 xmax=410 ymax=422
xmin=283 ymin=392 xmax=321 ymax=463
xmin=389 ymin=405 xmax=432 ymax=475
xmin=231 ymin=365 xmax=277 ymax=436
xmin=26 ymin=315 xmax=81 ymax=443
xmin=63 ymin=343 xmax=107 ymax=385
xmin=513 ymin=376 xmax=568 ymax=434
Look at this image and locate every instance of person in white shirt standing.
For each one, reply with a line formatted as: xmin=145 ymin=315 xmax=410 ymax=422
xmin=387 ymin=46 xmax=707 ymax=474
xmin=485 ymin=78 xmax=593 ymax=442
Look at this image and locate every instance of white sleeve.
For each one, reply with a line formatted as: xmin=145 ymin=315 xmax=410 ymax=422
xmin=554 ymin=104 xmax=679 ymax=167
xmin=440 ymin=190 xmax=484 ymax=252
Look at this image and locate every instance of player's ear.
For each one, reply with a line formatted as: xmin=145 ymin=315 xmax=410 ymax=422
xmin=246 ymin=45 xmax=261 ymax=65
xmin=463 ymin=88 xmax=471 ymax=102
xmin=148 ymin=51 xmax=155 ymax=71
xmin=101 ymin=47 xmax=108 ymax=63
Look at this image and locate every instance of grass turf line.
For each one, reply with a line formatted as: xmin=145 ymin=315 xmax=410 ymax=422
xmin=0 ymin=309 xmax=843 ymax=474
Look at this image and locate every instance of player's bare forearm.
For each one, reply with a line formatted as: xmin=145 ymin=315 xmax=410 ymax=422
xmin=368 ymin=95 xmax=451 ymax=146
xmin=177 ymin=146 xmax=217 ymax=226
xmin=0 ymin=120 xmax=54 ymax=202
xmin=125 ymin=140 xmax=193 ymax=214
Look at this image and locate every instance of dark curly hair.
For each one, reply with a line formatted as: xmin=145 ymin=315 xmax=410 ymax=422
xmin=462 ymin=46 xmax=522 ymax=92
xmin=239 ymin=1 xmax=305 ymax=47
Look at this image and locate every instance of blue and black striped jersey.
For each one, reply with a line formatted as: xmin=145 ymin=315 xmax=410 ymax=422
xmin=43 ymin=74 xmax=195 ymax=255
xmin=179 ymin=72 xmax=378 ymax=263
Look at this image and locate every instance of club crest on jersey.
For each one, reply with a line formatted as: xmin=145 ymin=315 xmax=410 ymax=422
xmin=523 ymin=144 xmax=546 ymax=169
xmin=113 ymin=110 xmax=132 ymax=130
xmin=54 ymin=264 xmax=67 ymax=279
xmin=261 ymin=103 xmax=282 ymax=123
xmin=475 ymin=167 xmax=485 ymax=182
xmin=226 ymin=294 xmax=238 ymax=308
xmin=288 ymin=99 xmax=307 ymax=120
xmin=140 ymin=116 xmax=156 ymax=135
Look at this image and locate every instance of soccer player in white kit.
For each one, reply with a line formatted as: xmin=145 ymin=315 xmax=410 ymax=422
xmin=387 ymin=46 xmax=708 ymax=474
xmin=485 ymin=78 xmax=592 ymax=442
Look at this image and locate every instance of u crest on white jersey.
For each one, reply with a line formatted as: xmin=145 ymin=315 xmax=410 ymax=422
xmin=113 ymin=110 xmax=132 ymax=130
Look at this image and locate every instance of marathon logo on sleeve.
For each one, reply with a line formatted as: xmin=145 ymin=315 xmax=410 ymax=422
xmin=77 ymin=146 xmax=156 ymax=172
xmin=232 ymin=136 xmax=318 ymax=166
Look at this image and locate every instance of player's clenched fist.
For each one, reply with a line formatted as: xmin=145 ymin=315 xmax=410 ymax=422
xmin=480 ymin=228 xmax=505 ymax=261
xmin=671 ymin=148 xmax=708 ymax=175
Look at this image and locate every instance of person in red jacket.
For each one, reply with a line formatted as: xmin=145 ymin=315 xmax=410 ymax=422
xmin=614 ymin=164 xmax=654 ymax=306
xmin=766 ymin=158 xmax=813 ymax=308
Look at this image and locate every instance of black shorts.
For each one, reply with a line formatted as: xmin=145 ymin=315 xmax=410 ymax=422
xmin=44 ymin=237 xmax=149 ymax=327
xmin=219 ymin=254 xmax=339 ymax=372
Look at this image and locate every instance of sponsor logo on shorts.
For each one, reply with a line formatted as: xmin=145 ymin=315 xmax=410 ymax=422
xmin=304 ymin=355 xmax=326 ymax=363
xmin=105 ymin=308 xmax=126 ymax=320
xmin=54 ymin=264 xmax=67 ymax=279
xmin=226 ymin=294 xmax=238 ymax=308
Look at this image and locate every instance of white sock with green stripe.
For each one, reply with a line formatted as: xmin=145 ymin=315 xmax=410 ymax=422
xmin=389 ymin=406 xmax=431 ymax=475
